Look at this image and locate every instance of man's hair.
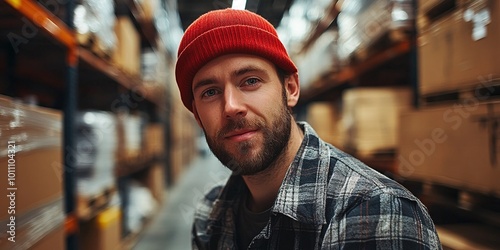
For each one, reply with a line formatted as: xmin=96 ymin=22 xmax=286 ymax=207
xmin=276 ymin=67 xmax=288 ymax=85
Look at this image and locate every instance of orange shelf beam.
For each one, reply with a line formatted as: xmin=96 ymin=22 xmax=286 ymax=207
xmin=79 ymin=48 xmax=165 ymax=106
xmin=5 ymin=0 xmax=76 ymax=49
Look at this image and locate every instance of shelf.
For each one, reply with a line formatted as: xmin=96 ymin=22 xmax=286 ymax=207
xmin=115 ymin=154 xmax=164 ymax=178
xmin=297 ymin=1 xmax=339 ymax=54
xmin=79 ymin=48 xmax=141 ymax=91
xmin=1 ymin=1 xmax=164 ymax=109
xmin=299 ymin=39 xmax=413 ymax=105
xmin=78 ymin=48 xmax=166 ymax=108
xmin=1 ymin=2 xmax=170 ymax=250
xmin=2 ymin=0 xmax=76 ymax=49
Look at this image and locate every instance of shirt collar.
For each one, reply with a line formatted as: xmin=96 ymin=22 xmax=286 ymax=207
xmin=211 ymin=122 xmax=329 ymax=225
xmin=271 ymin=122 xmax=329 ymax=225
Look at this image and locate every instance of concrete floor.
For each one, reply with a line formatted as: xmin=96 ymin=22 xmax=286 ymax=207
xmin=132 ymin=153 xmax=231 ymax=250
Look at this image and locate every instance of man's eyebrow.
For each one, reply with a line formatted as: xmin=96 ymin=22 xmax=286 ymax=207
xmin=232 ymin=66 xmax=267 ymax=78
xmin=193 ymin=78 xmax=216 ymax=93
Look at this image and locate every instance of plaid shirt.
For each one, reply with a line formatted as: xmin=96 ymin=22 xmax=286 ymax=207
xmin=192 ymin=122 xmax=442 ymax=249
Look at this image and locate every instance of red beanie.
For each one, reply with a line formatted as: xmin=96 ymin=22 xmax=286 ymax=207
xmin=175 ymin=8 xmax=298 ymax=112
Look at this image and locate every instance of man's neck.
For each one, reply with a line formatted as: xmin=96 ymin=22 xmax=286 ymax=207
xmin=242 ymin=121 xmax=304 ymax=212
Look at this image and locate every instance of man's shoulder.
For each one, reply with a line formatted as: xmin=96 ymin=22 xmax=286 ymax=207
xmin=203 ymin=184 xmax=225 ymax=202
xmin=324 ymin=143 xmax=418 ymax=204
xmin=194 ymin=184 xmax=224 ymax=218
xmin=193 ymin=174 xmax=241 ymax=222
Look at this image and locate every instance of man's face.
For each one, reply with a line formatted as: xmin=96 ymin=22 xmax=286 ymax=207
xmin=192 ymin=54 xmax=293 ymax=175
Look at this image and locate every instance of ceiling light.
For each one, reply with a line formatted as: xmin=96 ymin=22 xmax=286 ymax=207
xmin=232 ymin=0 xmax=247 ymax=10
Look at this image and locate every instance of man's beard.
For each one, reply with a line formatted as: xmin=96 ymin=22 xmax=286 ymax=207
xmin=204 ymin=91 xmax=292 ymax=176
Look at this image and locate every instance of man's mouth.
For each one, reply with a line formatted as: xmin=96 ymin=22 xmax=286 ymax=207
xmin=224 ymin=129 xmax=258 ymax=142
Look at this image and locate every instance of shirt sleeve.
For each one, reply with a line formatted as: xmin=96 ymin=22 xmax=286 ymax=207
xmin=321 ymin=191 xmax=442 ymax=249
xmin=191 ymin=185 xmax=224 ymax=250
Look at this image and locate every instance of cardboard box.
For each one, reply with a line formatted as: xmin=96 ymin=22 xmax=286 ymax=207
xmin=79 ymin=206 xmax=122 ymax=250
xmin=113 ymin=16 xmax=141 ymax=77
xmin=418 ymin=12 xmax=459 ymax=94
xmin=144 ymin=123 xmax=165 ymax=157
xmin=29 ymin=225 xmax=65 ymax=250
xmin=0 ymin=198 xmax=65 ymax=250
xmin=116 ymin=113 xmax=142 ymax=162
xmin=0 ymin=148 xmax=63 ymax=220
xmin=398 ymin=101 xmax=500 ymax=196
xmin=418 ymin=0 xmax=476 ymax=30
xmin=0 ymin=96 xmax=63 ymax=220
xmin=418 ymin=0 xmax=500 ymax=95
xmin=452 ymin=0 xmax=500 ymax=88
xmin=340 ymin=87 xmax=412 ymax=157
xmin=170 ymin=146 xmax=188 ymax=184
xmin=0 ymin=95 xmax=64 ymax=249
xmin=418 ymin=0 xmax=455 ymax=30
xmin=142 ymin=163 xmax=165 ymax=203
xmin=419 ymin=0 xmax=447 ymax=16
xmin=306 ymin=102 xmax=342 ymax=147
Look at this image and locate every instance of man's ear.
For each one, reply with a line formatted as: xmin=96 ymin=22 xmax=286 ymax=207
xmin=285 ymin=72 xmax=300 ymax=108
xmin=192 ymin=101 xmax=203 ymax=128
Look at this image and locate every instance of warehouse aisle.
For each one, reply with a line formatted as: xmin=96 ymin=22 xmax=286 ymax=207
xmin=132 ymin=152 xmax=231 ymax=250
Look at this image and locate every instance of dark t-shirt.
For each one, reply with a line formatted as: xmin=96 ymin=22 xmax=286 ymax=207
xmin=236 ymin=192 xmax=271 ymax=249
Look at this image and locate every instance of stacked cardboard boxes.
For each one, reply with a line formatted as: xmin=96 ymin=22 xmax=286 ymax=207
xmin=418 ymin=0 xmax=500 ymax=95
xmin=170 ymin=107 xmax=197 ymax=182
xmin=306 ymin=87 xmax=412 ymax=158
xmin=398 ymin=101 xmax=500 ymax=196
xmin=144 ymin=123 xmax=165 ymax=158
xmin=113 ymin=16 xmax=141 ymax=77
xmin=306 ymin=101 xmax=343 ymax=148
xmin=0 ymin=95 xmax=64 ymax=250
xmin=139 ymin=163 xmax=166 ymax=203
xmin=398 ymin=0 xmax=500 ymax=196
xmin=168 ymin=75 xmax=198 ymax=183
xmin=337 ymin=0 xmax=414 ymax=63
xmin=340 ymin=87 xmax=412 ymax=157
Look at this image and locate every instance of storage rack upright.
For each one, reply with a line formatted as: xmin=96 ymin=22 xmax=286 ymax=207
xmin=0 ymin=0 xmax=170 ymax=248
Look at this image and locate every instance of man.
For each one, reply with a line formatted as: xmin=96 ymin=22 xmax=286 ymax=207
xmin=175 ymin=8 xmax=441 ymax=250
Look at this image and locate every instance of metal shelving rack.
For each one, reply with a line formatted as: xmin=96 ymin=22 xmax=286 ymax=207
xmin=292 ymin=0 xmax=418 ymax=176
xmin=295 ymin=0 xmax=418 ymax=107
xmin=1 ymin=1 xmax=169 ymax=249
xmin=1 ymin=1 xmax=79 ymax=248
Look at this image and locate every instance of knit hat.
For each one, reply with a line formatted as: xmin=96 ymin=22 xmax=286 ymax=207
xmin=175 ymin=8 xmax=298 ymax=112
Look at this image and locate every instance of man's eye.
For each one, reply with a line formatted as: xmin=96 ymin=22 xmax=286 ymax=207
xmin=202 ymin=89 xmax=218 ymax=97
xmin=245 ymin=78 xmax=260 ymax=86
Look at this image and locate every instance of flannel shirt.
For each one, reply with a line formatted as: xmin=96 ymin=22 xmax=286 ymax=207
xmin=192 ymin=122 xmax=442 ymax=249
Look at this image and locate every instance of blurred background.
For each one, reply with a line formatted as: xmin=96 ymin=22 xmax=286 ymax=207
xmin=1 ymin=0 xmax=500 ymax=249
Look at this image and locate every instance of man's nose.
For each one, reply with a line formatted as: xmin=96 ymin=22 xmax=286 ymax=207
xmin=223 ymin=86 xmax=247 ymax=118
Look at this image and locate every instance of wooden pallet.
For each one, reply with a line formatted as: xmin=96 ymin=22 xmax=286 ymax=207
xmin=421 ymin=181 xmax=500 ymax=208
xmin=436 ymin=223 xmax=500 ymax=250
xmin=400 ymin=179 xmax=500 ymax=226
xmin=420 ymin=78 xmax=500 ymax=106
xmin=77 ymin=186 xmax=117 ymax=220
